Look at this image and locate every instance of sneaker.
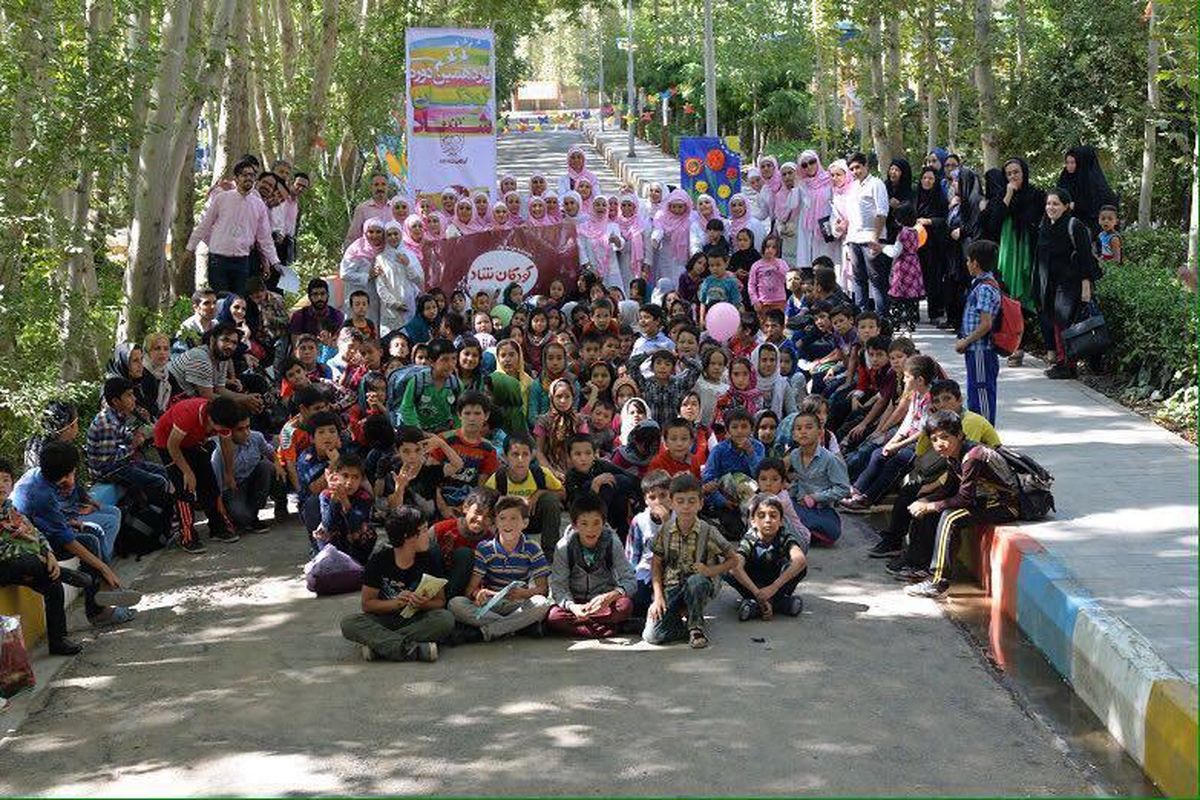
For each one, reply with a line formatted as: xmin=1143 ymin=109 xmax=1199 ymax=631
xmin=905 ymin=579 xmax=950 ymax=598
xmin=210 ymin=528 xmax=241 ymax=544
xmin=89 ymin=606 xmax=136 ymax=627
xmin=1044 ymin=363 xmax=1076 ymax=380
xmin=884 ymin=556 xmax=907 ymax=572
xmin=1006 ymin=351 xmax=1025 ymax=367
xmin=413 ymin=642 xmax=438 ymax=663
xmin=48 ymin=637 xmax=83 ymax=656
xmin=180 ymin=536 xmax=207 ymax=555
xmin=839 ymin=497 xmax=873 ymax=515
xmin=446 ymin=625 xmax=485 ymax=647
xmin=779 ymin=595 xmax=804 ymax=616
xmin=688 ymin=627 xmax=709 ymax=649
xmin=737 ymin=598 xmax=760 ymax=622
xmin=361 ymin=645 xmax=378 ymax=662
xmin=867 ymin=538 xmax=904 ymax=558
xmin=246 ymin=519 xmax=271 ymax=534
xmin=94 ymin=588 xmax=143 ymax=608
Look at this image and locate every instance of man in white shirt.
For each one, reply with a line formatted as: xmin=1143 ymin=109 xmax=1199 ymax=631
xmin=846 ymin=152 xmax=891 ymax=314
xmin=187 ymin=157 xmax=280 ymax=296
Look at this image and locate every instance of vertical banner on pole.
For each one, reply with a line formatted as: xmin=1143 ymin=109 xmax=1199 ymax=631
xmin=405 ymin=28 xmax=496 ymax=200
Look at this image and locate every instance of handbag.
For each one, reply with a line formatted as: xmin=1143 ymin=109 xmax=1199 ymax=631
xmin=0 ymin=615 xmax=35 ymax=698
xmin=1063 ymin=301 xmax=1111 ymax=361
xmin=818 ymin=215 xmax=838 ymax=243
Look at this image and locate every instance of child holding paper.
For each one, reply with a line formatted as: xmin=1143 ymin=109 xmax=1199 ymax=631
xmin=340 ymin=507 xmax=454 ymax=662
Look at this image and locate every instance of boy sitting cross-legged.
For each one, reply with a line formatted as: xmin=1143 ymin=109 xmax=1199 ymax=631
xmin=643 ymin=473 xmax=740 ymax=649
xmin=340 ymin=507 xmax=453 ymax=662
xmin=547 ymin=493 xmax=638 ymax=638
xmin=447 ymin=495 xmax=552 ymax=642
xmin=725 ymin=494 xmax=808 ymax=621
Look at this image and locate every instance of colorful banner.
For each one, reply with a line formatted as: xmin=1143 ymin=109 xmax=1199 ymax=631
xmin=405 ymin=28 xmax=496 ymax=199
xmin=421 ymin=224 xmax=580 ymax=298
xmin=679 ymin=137 xmax=742 ymax=215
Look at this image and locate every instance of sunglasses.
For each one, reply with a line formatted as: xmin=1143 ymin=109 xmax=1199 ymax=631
xmin=800 ymin=159 xmax=817 ymax=167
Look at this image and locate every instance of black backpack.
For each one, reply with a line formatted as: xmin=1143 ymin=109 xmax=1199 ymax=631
xmin=994 ymin=445 xmax=1056 ymax=521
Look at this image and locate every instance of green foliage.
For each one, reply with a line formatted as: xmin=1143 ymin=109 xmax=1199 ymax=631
xmin=1095 ymin=232 xmax=1197 ymax=393
xmin=1155 ymin=384 xmax=1198 ymax=432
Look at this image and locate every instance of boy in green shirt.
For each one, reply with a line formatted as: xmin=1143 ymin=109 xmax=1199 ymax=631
xmin=398 ymin=337 xmax=461 ymax=432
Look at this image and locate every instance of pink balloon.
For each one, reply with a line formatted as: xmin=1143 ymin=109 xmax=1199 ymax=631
xmin=705 ymin=302 xmax=740 ymax=343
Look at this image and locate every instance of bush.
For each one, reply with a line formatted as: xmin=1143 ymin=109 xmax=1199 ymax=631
xmin=1095 ymin=240 xmax=1197 ymax=393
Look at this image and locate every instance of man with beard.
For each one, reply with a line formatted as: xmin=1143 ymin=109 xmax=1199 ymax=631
xmin=167 ymin=322 xmax=264 ymax=414
xmin=345 ymin=172 xmax=393 ymax=248
xmin=187 ymin=157 xmax=280 ymax=296
xmin=289 ymin=278 xmax=347 ymax=346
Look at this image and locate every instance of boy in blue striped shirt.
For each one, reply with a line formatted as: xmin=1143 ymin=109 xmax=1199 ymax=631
xmin=447 ymin=495 xmax=552 ymax=642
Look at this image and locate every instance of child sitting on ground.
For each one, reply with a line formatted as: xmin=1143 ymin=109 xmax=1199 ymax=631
xmin=725 ymin=494 xmax=808 ymax=620
xmin=316 ymin=453 xmax=376 ymax=564
xmin=547 ymin=493 xmax=638 ymax=638
xmin=564 ymin=434 xmax=639 ymax=543
xmin=447 ymin=495 xmax=552 ymax=642
xmin=786 ymin=409 xmax=852 ymax=546
xmin=626 ymin=470 xmax=671 ymax=616
xmin=643 ymin=474 xmax=739 ymax=649
xmin=339 ymin=507 xmax=452 ymax=662
xmin=432 ymin=488 xmax=498 ymax=598
xmin=647 ymin=417 xmax=702 ymax=478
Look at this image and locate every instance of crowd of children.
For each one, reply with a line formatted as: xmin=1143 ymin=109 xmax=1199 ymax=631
xmin=2 ymin=146 xmax=1053 ymax=666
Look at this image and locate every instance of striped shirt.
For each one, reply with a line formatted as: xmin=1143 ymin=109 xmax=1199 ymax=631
xmin=473 ymin=534 xmax=551 ymax=591
xmin=85 ymin=405 xmax=135 ymax=479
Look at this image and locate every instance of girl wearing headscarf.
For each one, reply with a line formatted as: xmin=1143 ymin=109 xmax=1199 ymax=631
xmin=532 ymin=378 xmax=588 ymax=480
xmin=575 ymin=177 xmax=596 ymax=207
xmin=753 ymin=342 xmax=794 ymax=417
xmin=651 ymin=188 xmax=700 ymax=288
xmin=944 ymin=166 xmax=984 ymax=329
xmin=141 ymin=333 xmax=173 ymax=418
xmin=492 ymin=338 xmax=533 ymax=434
xmin=437 ymin=187 xmax=458 ymax=230
xmin=757 ymin=156 xmax=784 ymax=218
xmin=557 ymin=146 xmax=601 ymax=196
xmin=376 ymin=217 xmax=426 ymax=335
xmin=713 ymin=356 xmax=763 ymax=423
xmin=1056 ymin=145 xmax=1117 ymax=236
xmin=339 ymin=217 xmax=386 ymax=325
xmin=774 ymin=162 xmax=802 ymax=263
xmin=579 ymin=195 xmax=625 ymax=289
xmin=390 ymin=195 xmax=412 ymax=225
xmin=1034 ymin=187 xmax=1101 ymax=379
xmin=925 ymin=147 xmax=951 ymax=199
xmin=544 ymin=192 xmax=562 ymax=222
xmin=642 ymin=182 xmax=665 ymax=222
xmin=726 ymin=193 xmax=768 ymax=252
xmin=498 ymin=174 xmax=518 ymax=196
xmin=742 ymin=168 xmax=770 ymax=223
xmin=491 ymin=202 xmax=514 ymax=230
xmin=105 ymin=342 xmax=157 ymax=423
xmin=447 ymin=197 xmax=486 ymax=237
xmin=885 ymin=157 xmax=914 ymax=243
xmin=914 ymin=165 xmax=951 ymax=324
xmin=694 ymin=193 xmax=726 ymax=234
xmin=503 ymin=191 xmax=524 ymax=226
xmin=795 ymin=150 xmax=839 ymax=269
xmin=616 ymin=193 xmax=649 ymax=283
xmin=997 ymin=157 xmax=1046 ymax=311
xmin=561 ymin=191 xmax=583 ymax=220
xmin=693 ymin=346 xmax=730 ymax=427
xmin=471 ymin=191 xmax=493 ymax=226
xmin=525 ymin=197 xmax=555 ymax=227
xmin=827 ymin=158 xmax=858 ymax=291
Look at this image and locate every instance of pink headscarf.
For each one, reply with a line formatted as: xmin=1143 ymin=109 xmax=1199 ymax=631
xmin=616 ymin=193 xmax=646 ymax=270
xmin=654 ymin=188 xmax=695 ymax=262
xmin=401 ymin=213 xmax=425 ymax=262
xmin=726 ymin=192 xmax=753 ymax=238
xmin=471 ymin=191 xmax=493 ymax=224
xmin=774 ymin=162 xmax=799 ymax=225
xmin=580 ymin=196 xmax=616 ymax=277
xmin=695 ymin=193 xmax=725 ymax=230
xmin=565 ymin=146 xmax=600 ymax=192
xmin=544 ymin=192 xmax=562 ymax=222
xmin=453 ymin=198 xmax=487 ymax=234
xmin=491 ymin=202 xmax=513 ymax=230
xmin=526 ymin=197 xmax=555 ymax=227
xmin=758 ymin=156 xmax=783 ymax=195
xmin=343 ymin=217 xmax=386 ymax=261
xmin=437 ymin=187 xmax=458 ymax=229
xmin=503 ymin=191 xmax=524 ymax=225
xmin=798 ymin=149 xmax=833 ymax=233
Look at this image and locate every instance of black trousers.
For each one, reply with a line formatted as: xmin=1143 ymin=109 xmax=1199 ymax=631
xmin=908 ymin=501 xmax=1017 ymax=583
xmin=158 ymin=444 xmax=230 ymax=543
xmin=0 ymin=555 xmax=67 ymax=644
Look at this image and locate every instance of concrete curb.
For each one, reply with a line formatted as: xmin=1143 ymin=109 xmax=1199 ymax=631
xmin=583 ymin=126 xmax=672 ymax=196
xmin=981 ymin=525 xmax=1198 ymax=796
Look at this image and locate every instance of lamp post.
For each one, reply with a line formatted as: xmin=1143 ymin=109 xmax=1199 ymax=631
xmin=703 ymin=0 xmax=717 ymax=137
xmin=626 ymin=0 xmax=637 ymax=157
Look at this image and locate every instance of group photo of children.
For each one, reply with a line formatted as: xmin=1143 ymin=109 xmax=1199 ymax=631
xmin=4 ymin=139 xmax=1101 ymax=665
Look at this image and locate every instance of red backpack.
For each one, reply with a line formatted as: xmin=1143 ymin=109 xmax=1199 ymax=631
xmin=982 ymin=278 xmax=1024 ymax=357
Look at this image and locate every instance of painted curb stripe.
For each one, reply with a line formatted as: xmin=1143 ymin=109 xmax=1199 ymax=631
xmin=1015 ymin=551 xmax=1094 ymax=680
xmin=1145 ymin=679 xmax=1200 ymax=797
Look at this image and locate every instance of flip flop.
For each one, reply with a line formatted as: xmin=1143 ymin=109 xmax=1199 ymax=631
xmin=94 ymin=588 xmax=143 ymax=608
xmin=688 ymin=628 xmax=709 ymax=649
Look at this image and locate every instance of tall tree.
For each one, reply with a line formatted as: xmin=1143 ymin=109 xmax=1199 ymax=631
xmin=972 ymin=0 xmax=1000 ymax=168
xmin=1137 ymin=1 xmax=1160 ymax=226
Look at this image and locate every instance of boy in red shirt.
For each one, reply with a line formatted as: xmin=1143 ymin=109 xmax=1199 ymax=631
xmin=432 ymin=487 xmax=497 ymax=598
xmin=647 ymin=418 xmax=702 ymax=478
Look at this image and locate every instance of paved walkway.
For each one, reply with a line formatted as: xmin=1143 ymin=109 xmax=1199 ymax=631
xmin=587 ymin=126 xmax=681 ymax=194
xmin=587 ymin=126 xmax=1199 ymax=685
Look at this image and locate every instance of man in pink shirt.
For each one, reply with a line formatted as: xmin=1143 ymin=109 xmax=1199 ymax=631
xmin=344 ymin=172 xmax=392 ymax=248
xmin=187 ymin=157 xmax=280 ymax=296
xmin=277 ymin=172 xmax=310 ymax=266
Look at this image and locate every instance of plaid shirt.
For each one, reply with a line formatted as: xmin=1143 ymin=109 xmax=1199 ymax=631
xmin=85 ymin=405 xmax=135 ymax=479
xmin=628 ymin=353 xmax=700 ymax=424
xmin=961 ymin=273 xmax=1001 ymax=353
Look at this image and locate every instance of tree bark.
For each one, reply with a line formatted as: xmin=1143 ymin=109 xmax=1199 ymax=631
xmin=972 ymin=0 xmax=1001 ymax=169
xmin=811 ymin=0 xmax=830 ymax=157
xmin=274 ymin=0 xmax=297 ymax=87
xmin=947 ymin=81 xmax=960 ymax=152
xmin=294 ymin=0 xmax=342 ymax=167
xmin=120 ymin=0 xmax=239 ymax=343
xmin=171 ymin=126 xmax=200 ymax=302
xmin=866 ymin=10 xmax=891 ymax=169
xmin=884 ymin=15 xmax=903 ymax=157
xmin=213 ymin=0 xmax=253 ymax=180
xmin=1138 ymin=1 xmax=1160 ymax=226
xmin=123 ymin=2 xmax=154 ymax=223
xmin=922 ymin=1 xmax=939 ymax=154
xmin=1186 ymin=123 xmax=1198 ymax=281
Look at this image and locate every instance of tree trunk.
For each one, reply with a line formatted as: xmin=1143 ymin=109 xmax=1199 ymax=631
xmin=213 ymin=0 xmax=252 ymax=180
xmin=922 ymin=1 xmax=939 ymax=153
xmin=866 ymin=11 xmax=891 ymax=169
xmin=248 ymin=0 xmax=276 ymax=164
xmin=972 ymin=0 xmax=1001 ymax=169
xmin=884 ymin=15 xmax=903 ymax=157
xmin=259 ymin=0 xmax=289 ymax=158
xmin=1138 ymin=1 xmax=1160 ymax=226
xmin=294 ymin=0 xmax=342 ymax=167
xmin=274 ymin=0 xmax=297 ymax=87
xmin=171 ymin=126 xmax=200 ymax=302
xmin=811 ymin=0 xmax=830 ymax=157
xmin=1186 ymin=123 xmax=1198 ymax=281
xmin=123 ymin=2 xmax=154 ymax=223
xmin=1015 ymin=0 xmax=1027 ymax=73
xmin=120 ymin=0 xmax=239 ymax=343
xmin=947 ymin=79 xmax=960 ymax=152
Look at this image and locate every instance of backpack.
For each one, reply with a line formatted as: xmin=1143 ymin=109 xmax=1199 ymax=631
xmin=994 ymin=445 xmax=1056 ymax=521
xmin=493 ymin=461 xmax=547 ymax=495
xmin=982 ymin=278 xmax=1024 ymax=357
xmin=386 ymin=365 xmax=426 ymax=425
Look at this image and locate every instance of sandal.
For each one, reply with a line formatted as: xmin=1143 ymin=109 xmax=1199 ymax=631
xmin=688 ymin=628 xmax=709 ymax=649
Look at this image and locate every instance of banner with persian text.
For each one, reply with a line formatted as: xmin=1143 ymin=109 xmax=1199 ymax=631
xmin=421 ymin=224 xmax=580 ymax=298
xmin=405 ymin=28 xmax=497 ymax=200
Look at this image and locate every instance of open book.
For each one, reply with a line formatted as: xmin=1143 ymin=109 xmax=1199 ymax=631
xmin=475 ymin=580 xmax=526 ymax=619
xmin=398 ymin=574 xmax=449 ymax=619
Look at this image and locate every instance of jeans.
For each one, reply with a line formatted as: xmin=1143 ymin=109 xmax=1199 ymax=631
xmin=217 ymin=459 xmax=274 ymax=529
xmin=63 ymin=503 xmax=122 ymax=564
xmin=208 ymin=253 xmax=252 ymax=295
xmin=844 ymin=440 xmax=882 ymax=482
xmin=642 ymin=573 xmax=717 ymax=644
xmin=340 ymin=608 xmax=455 ymax=660
xmin=52 ymin=530 xmax=104 ymax=617
xmin=448 ymin=594 xmax=551 ymax=640
xmin=593 ymin=473 xmax=638 ymax=543
xmin=0 ymin=554 xmax=67 ymax=645
xmin=796 ymin=505 xmax=843 ymax=545
xmin=854 ymin=445 xmax=915 ymax=503
xmin=849 ymin=242 xmax=891 ymax=313
xmin=546 ymin=596 xmax=634 ymax=638
xmin=444 ymin=547 xmax=476 ymax=599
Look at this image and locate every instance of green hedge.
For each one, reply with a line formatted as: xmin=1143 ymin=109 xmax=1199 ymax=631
xmin=1095 ymin=228 xmax=1196 ymax=393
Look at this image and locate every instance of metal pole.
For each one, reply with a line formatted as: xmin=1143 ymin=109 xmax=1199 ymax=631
xmin=703 ymin=0 xmax=717 ymax=137
xmin=626 ymin=0 xmax=637 ymax=158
